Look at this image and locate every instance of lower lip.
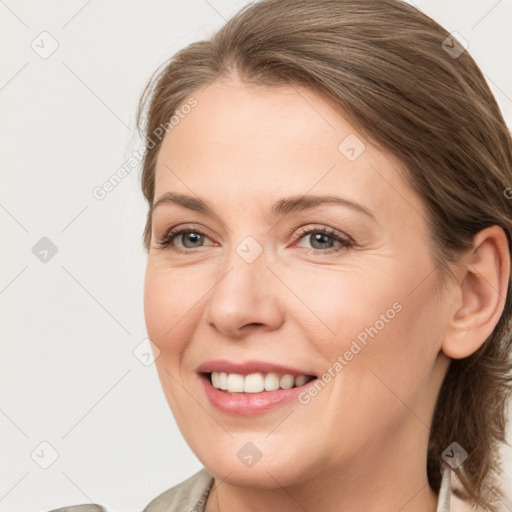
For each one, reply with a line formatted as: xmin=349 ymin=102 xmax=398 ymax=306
xmin=198 ymin=373 xmax=317 ymax=416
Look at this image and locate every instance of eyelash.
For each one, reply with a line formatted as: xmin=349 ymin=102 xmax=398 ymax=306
xmin=155 ymin=224 xmax=355 ymax=255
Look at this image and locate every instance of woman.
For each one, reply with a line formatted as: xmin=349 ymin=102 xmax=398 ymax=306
xmin=48 ymin=0 xmax=512 ymax=511
xmin=136 ymin=0 xmax=512 ymax=510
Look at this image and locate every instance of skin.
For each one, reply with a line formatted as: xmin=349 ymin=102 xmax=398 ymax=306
xmin=143 ymin=76 xmax=509 ymax=512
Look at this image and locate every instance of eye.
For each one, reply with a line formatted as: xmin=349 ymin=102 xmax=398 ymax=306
xmin=154 ymin=224 xmax=354 ymax=255
xmin=155 ymin=225 xmax=215 ymax=253
xmin=292 ymin=225 xmax=354 ymax=254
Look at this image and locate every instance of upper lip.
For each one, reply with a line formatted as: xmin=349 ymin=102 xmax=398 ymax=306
xmin=196 ymin=359 xmax=317 ymax=377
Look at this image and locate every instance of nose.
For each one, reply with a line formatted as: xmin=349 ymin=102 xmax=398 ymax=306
xmin=204 ymin=241 xmax=285 ymax=339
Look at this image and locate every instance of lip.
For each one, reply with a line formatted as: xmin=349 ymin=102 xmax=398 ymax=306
xmin=196 ymin=359 xmax=318 ymax=417
xmin=196 ymin=359 xmax=317 ymax=377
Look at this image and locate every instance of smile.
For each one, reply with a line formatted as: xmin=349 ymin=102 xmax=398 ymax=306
xmin=210 ymin=371 xmax=315 ymax=393
xmin=198 ymin=371 xmax=318 ymax=416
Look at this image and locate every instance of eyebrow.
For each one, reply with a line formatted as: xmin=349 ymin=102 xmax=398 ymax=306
xmin=151 ymin=191 xmax=376 ymax=220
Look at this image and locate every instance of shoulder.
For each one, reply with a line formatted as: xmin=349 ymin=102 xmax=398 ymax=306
xmin=142 ymin=467 xmax=215 ymax=512
xmin=42 ymin=468 xmax=214 ymax=512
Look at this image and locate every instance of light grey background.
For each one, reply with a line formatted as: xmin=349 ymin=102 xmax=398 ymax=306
xmin=1 ymin=1 xmax=511 ymax=511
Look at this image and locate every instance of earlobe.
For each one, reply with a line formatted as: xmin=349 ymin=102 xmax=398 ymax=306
xmin=442 ymin=225 xmax=510 ymax=360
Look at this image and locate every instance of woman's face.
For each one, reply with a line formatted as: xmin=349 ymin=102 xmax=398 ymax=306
xmin=144 ymin=78 xmax=453 ymax=489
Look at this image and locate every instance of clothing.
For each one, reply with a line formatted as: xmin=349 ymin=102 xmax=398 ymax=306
xmin=46 ymin=506 xmax=106 ymax=512
xmin=142 ymin=467 xmax=214 ymax=512
xmin=143 ymin=463 xmax=452 ymax=512
xmin=45 ymin=463 xmax=451 ymax=511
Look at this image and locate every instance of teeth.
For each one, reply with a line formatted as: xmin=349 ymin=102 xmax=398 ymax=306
xmin=264 ymin=372 xmax=280 ymax=391
xmin=280 ymin=374 xmax=295 ymax=389
xmin=227 ymin=373 xmax=244 ymax=392
xmin=245 ymin=373 xmax=265 ymax=393
xmin=209 ymin=372 xmax=313 ymax=393
xmin=295 ymin=375 xmax=307 ymax=387
xmin=218 ymin=372 xmax=228 ymax=390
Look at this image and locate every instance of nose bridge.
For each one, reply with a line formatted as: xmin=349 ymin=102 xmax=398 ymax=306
xmin=205 ymin=233 xmax=282 ymax=335
xmin=215 ymin=233 xmax=269 ymax=307
xmin=234 ymin=234 xmax=267 ymax=267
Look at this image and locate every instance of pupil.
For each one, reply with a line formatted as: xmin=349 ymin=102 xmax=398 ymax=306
xmin=312 ymin=232 xmax=331 ymax=249
xmin=183 ymin=233 xmax=202 ymax=248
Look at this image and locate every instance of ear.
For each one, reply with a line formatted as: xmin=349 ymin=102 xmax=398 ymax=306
xmin=442 ymin=225 xmax=510 ymax=359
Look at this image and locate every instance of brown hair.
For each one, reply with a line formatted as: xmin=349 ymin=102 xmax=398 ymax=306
xmin=136 ymin=0 xmax=512 ymax=509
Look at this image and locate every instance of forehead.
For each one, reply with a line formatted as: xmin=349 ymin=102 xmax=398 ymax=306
xmin=154 ymin=79 xmax=426 ymax=224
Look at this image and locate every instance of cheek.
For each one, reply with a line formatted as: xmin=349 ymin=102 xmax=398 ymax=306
xmin=143 ymin=264 xmax=205 ymax=354
xmin=143 ymin=270 xmax=171 ymax=343
xmin=338 ymin=272 xmax=445 ymax=421
xmin=143 ymin=265 xmax=209 ymax=422
xmin=289 ymin=258 xmax=441 ymax=390
xmin=284 ymin=263 xmax=402 ymax=357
